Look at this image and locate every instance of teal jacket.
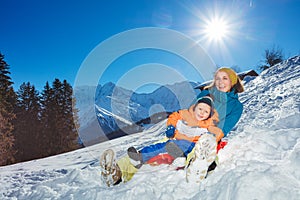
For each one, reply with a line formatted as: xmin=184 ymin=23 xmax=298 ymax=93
xmin=197 ymin=87 xmax=243 ymax=136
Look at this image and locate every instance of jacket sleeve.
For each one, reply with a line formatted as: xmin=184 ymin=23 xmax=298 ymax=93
xmin=222 ymin=101 xmax=243 ymax=136
xmin=167 ymin=111 xmax=182 ymax=127
xmin=207 ymin=111 xmax=224 ymax=142
xmin=167 ymin=111 xmax=199 ymax=142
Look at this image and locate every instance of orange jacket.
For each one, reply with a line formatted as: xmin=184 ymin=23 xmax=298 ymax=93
xmin=166 ymin=105 xmax=223 ymax=142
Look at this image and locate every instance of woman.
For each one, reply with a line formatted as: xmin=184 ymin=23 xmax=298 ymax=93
xmin=184 ymin=67 xmax=245 ymax=182
xmin=198 ymin=67 xmax=244 ymax=140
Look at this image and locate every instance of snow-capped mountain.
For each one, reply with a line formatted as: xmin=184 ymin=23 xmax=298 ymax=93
xmin=1 ymin=55 xmax=299 ymax=199
xmin=77 ymin=81 xmax=199 ymax=145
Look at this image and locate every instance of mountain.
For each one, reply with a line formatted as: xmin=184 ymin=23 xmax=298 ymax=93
xmin=1 ymin=55 xmax=299 ymax=199
xmin=77 ymin=81 xmax=200 ymax=146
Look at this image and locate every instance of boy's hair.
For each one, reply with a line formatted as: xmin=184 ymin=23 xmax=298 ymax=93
xmin=194 ymin=96 xmax=214 ymax=117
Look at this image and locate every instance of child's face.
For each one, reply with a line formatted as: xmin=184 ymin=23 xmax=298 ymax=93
xmin=194 ymin=102 xmax=211 ymax=121
xmin=215 ymin=71 xmax=232 ymax=92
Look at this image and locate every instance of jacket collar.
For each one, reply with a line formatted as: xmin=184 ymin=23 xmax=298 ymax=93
xmin=209 ymin=87 xmax=239 ymax=103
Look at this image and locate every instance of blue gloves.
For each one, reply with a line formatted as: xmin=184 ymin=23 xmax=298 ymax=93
xmin=166 ymin=125 xmax=176 ymax=138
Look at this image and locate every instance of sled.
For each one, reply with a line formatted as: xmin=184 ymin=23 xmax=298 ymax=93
xmin=146 ymin=140 xmax=228 ymax=166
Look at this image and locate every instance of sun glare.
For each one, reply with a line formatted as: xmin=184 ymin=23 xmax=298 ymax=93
xmin=204 ymin=17 xmax=229 ymax=41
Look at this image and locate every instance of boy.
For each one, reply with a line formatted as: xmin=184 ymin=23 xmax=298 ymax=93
xmin=100 ymin=96 xmax=223 ymax=186
xmin=128 ymin=96 xmax=222 ymax=171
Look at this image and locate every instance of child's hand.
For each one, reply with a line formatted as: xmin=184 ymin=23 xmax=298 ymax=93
xmin=166 ymin=125 xmax=175 ymax=138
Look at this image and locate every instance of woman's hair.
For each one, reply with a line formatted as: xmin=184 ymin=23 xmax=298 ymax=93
xmin=204 ymin=67 xmax=244 ymax=93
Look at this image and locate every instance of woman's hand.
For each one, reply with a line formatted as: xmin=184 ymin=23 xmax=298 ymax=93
xmin=214 ymin=131 xmax=224 ymax=143
xmin=207 ymin=126 xmax=224 ymax=142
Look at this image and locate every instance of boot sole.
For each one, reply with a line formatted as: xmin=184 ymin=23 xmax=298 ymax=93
xmin=100 ymin=149 xmax=121 ymax=187
xmin=186 ymin=134 xmax=217 ymax=183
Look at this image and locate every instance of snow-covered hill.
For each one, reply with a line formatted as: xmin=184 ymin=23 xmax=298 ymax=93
xmin=1 ymin=56 xmax=300 ymax=199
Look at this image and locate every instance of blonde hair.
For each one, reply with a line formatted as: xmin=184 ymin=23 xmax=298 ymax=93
xmin=204 ymin=67 xmax=244 ymax=93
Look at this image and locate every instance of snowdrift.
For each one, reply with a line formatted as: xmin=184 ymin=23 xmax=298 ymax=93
xmin=1 ymin=56 xmax=299 ymax=200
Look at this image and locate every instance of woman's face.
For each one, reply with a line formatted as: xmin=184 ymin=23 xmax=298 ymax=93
xmin=215 ymin=71 xmax=232 ymax=92
xmin=194 ymin=103 xmax=211 ymax=121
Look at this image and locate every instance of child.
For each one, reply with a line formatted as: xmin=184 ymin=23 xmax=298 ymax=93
xmin=127 ymin=96 xmax=223 ymax=174
xmin=100 ymin=96 xmax=223 ymax=186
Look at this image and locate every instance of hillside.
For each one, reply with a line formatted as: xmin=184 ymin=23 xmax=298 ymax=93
xmin=0 ymin=56 xmax=299 ymax=199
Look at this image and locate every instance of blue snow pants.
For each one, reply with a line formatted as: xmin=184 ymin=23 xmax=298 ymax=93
xmin=139 ymin=140 xmax=195 ymax=163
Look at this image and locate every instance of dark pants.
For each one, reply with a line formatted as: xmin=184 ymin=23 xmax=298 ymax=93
xmin=139 ymin=140 xmax=195 ymax=163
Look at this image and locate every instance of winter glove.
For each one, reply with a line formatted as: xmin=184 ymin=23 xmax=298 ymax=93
xmin=165 ymin=125 xmax=176 ymax=138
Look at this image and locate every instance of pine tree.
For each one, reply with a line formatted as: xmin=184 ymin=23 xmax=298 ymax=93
xmin=61 ymin=80 xmax=80 ymax=152
xmin=40 ymin=81 xmax=57 ymax=156
xmin=52 ymin=78 xmax=65 ymax=154
xmin=14 ymin=82 xmax=42 ymax=162
xmin=51 ymin=79 xmax=79 ymax=153
xmin=40 ymin=79 xmax=79 ymax=157
xmin=0 ymin=103 xmax=15 ymax=165
xmin=0 ymin=53 xmax=16 ymax=166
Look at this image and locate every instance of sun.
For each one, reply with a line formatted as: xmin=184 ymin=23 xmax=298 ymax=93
xmin=204 ymin=17 xmax=229 ymax=41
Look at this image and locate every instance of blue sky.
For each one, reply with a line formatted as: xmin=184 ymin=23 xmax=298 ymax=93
xmin=1 ymin=0 xmax=300 ymax=93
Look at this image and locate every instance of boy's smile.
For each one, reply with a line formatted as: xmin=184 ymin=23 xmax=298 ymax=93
xmin=194 ymin=103 xmax=211 ymax=121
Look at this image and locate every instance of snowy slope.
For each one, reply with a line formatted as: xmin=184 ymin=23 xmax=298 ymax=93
xmin=1 ymin=56 xmax=300 ymax=200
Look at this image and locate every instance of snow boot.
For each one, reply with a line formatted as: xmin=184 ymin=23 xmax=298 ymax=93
xmin=127 ymin=147 xmax=143 ymax=169
xmin=100 ymin=149 xmax=122 ymax=187
xmin=186 ymin=134 xmax=217 ymax=183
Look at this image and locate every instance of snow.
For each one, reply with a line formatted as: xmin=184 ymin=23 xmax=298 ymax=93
xmin=1 ymin=56 xmax=300 ymax=199
xmin=95 ymin=105 xmax=133 ymax=126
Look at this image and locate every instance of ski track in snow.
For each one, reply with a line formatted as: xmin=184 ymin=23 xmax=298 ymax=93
xmin=1 ymin=56 xmax=300 ymax=200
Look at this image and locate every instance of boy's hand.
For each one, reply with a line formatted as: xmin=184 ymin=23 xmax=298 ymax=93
xmin=166 ymin=125 xmax=176 ymax=138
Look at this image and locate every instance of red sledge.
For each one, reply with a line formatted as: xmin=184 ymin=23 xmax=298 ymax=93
xmin=146 ymin=140 xmax=228 ymax=165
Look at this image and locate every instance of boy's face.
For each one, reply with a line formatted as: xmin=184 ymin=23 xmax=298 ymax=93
xmin=194 ymin=102 xmax=211 ymax=121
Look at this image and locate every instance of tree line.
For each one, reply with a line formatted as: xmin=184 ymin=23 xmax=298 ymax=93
xmin=0 ymin=53 xmax=81 ymax=166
